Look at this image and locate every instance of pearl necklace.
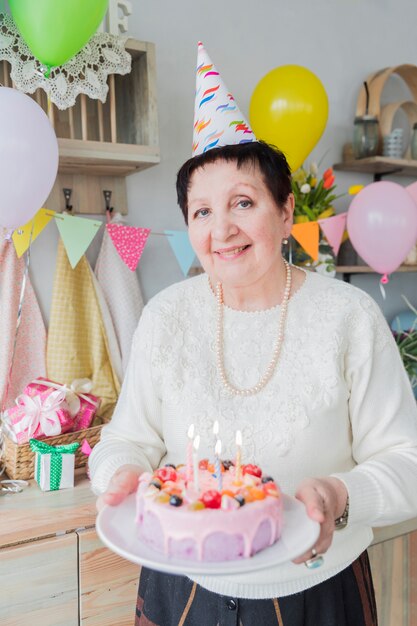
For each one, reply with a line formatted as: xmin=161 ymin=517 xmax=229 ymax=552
xmin=215 ymin=259 xmax=292 ymax=397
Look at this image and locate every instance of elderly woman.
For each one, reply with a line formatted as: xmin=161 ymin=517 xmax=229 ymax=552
xmin=90 ymin=141 xmax=417 ymax=626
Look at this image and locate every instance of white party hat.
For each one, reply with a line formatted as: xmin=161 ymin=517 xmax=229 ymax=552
xmin=192 ymin=42 xmax=256 ymax=155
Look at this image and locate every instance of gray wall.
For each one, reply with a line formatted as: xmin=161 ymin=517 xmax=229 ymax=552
xmin=27 ymin=0 xmax=417 ymax=325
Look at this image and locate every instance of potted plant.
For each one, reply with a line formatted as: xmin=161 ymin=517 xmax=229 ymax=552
xmin=290 ymin=163 xmax=345 ymax=276
xmin=392 ymin=297 xmax=417 ymax=398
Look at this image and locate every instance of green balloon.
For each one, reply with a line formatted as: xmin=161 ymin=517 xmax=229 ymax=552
xmin=9 ymin=0 xmax=109 ymax=68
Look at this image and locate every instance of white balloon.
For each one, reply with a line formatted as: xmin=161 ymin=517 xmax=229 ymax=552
xmin=0 ymin=87 xmax=58 ymax=229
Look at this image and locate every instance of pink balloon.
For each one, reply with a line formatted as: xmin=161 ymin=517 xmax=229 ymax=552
xmin=347 ymin=181 xmax=417 ymax=275
xmin=0 ymin=87 xmax=58 ymax=229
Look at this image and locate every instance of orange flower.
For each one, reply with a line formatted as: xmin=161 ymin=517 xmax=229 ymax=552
xmin=323 ymin=175 xmax=335 ymax=189
xmin=323 ymin=167 xmax=333 ymax=180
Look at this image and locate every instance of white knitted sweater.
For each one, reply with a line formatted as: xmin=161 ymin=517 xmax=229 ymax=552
xmin=89 ymin=271 xmax=417 ymax=598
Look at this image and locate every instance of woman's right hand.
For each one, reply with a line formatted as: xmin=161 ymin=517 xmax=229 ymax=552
xmin=96 ymin=464 xmax=143 ymax=512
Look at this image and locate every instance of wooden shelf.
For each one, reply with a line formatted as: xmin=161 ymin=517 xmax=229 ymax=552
xmin=334 ymin=157 xmax=417 ymax=178
xmin=57 ymin=137 xmax=160 ymax=177
xmin=336 ymin=265 xmax=417 ymax=274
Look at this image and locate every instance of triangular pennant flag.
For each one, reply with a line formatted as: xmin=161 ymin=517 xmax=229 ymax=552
xmin=12 ymin=208 xmax=54 ymax=257
xmin=318 ymin=212 xmax=347 ymax=257
xmin=56 ymin=214 xmax=102 ymax=269
xmin=106 ymin=224 xmax=151 ymax=271
xmin=165 ymin=230 xmax=196 ymax=276
xmin=291 ymin=222 xmax=320 ymax=261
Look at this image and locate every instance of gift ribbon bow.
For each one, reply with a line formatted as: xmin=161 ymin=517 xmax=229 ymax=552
xmin=29 ymin=439 xmax=80 ymax=491
xmin=15 ymin=390 xmax=67 ymax=439
xmin=34 ymin=378 xmax=98 ymax=417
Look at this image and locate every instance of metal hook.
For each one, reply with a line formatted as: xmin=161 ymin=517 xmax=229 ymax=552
xmin=63 ymin=188 xmax=73 ymax=211
xmin=103 ymin=190 xmax=114 ymax=214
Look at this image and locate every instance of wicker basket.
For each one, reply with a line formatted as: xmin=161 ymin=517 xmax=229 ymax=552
xmin=2 ymin=421 xmax=107 ymax=480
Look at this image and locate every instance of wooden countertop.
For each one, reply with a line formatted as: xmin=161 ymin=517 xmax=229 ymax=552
xmin=0 ymin=470 xmax=96 ymax=548
xmin=1 ymin=469 xmax=416 ymax=550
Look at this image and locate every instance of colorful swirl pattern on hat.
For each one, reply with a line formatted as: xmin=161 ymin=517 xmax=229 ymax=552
xmin=192 ymin=42 xmax=256 ymax=156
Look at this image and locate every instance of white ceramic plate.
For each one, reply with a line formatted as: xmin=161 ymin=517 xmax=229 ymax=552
xmin=96 ymin=493 xmax=320 ymax=576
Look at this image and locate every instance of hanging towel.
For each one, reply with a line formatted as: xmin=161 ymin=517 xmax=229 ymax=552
xmin=89 ymin=266 xmax=123 ymax=384
xmin=0 ymin=232 xmax=46 ymax=409
xmin=47 ymin=240 xmax=121 ymax=421
xmin=95 ymin=212 xmax=144 ymax=374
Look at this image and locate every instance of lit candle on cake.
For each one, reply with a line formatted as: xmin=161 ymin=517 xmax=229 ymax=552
xmin=186 ymin=424 xmax=195 ymax=484
xmin=214 ymin=438 xmax=223 ymax=491
xmin=192 ymin=434 xmax=200 ymax=492
xmin=212 ymin=419 xmax=219 ymax=464
xmin=235 ymin=430 xmax=242 ymax=484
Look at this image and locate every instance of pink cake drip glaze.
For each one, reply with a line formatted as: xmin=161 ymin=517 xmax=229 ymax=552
xmin=135 ymin=466 xmax=283 ymax=562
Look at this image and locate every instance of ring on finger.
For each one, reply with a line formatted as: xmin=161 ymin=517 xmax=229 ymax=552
xmin=304 ymin=548 xmax=324 ymax=569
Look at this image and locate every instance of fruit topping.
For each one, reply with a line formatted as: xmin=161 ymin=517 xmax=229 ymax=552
xmin=188 ymin=501 xmax=205 ymax=511
xmin=261 ymin=476 xmax=274 ymax=483
xmin=248 ymin=487 xmax=266 ymax=500
xmin=221 ymin=489 xmax=236 ymax=498
xmin=164 ymin=463 xmax=177 ymax=469
xmin=155 ymin=492 xmax=170 ymax=504
xmin=242 ymin=464 xmax=262 ymax=478
xmin=234 ymin=494 xmax=245 ymax=506
xmin=263 ymin=481 xmax=279 ymax=494
xmin=149 ymin=480 xmax=162 ymax=490
xmin=198 ymin=459 xmax=209 ymax=470
xmin=169 ymin=495 xmax=183 ymax=507
xmin=155 ymin=467 xmax=178 ymax=482
xmin=201 ymin=490 xmax=222 ymax=509
xmin=222 ymin=460 xmax=235 ymax=470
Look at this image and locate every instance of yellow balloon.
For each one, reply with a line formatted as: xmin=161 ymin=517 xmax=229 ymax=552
xmin=249 ymin=65 xmax=329 ymax=171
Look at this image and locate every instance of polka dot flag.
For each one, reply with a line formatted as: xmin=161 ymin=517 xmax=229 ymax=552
xmin=106 ymin=224 xmax=151 ymax=271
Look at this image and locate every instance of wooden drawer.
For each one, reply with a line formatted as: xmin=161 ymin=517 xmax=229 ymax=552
xmin=0 ymin=534 xmax=78 ymax=626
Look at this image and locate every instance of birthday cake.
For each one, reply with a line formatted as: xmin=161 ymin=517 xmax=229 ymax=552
xmin=135 ymin=460 xmax=283 ymax=562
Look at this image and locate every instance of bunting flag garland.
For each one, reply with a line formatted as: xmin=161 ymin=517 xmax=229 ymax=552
xmin=317 ymin=212 xmax=347 ymax=257
xmin=6 ymin=208 xmax=352 ymax=277
xmin=291 ymin=221 xmax=320 ymax=261
xmin=55 ymin=213 xmax=102 ymax=269
xmin=106 ymin=224 xmax=151 ymax=271
xmin=12 ymin=208 xmax=54 ymax=257
xmin=164 ymin=230 xmax=196 ymax=276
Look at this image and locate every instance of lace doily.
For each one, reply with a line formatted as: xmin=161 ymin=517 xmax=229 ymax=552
xmin=0 ymin=13 xmax=131 ymax=110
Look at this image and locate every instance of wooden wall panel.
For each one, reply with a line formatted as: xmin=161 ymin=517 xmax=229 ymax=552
xmin=369 ymin=533 xmax=412 ymax=626
xmin=78 ymin=528 xmax=140 ymax=626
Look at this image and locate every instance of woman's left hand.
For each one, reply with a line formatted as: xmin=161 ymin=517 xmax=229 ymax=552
xmin=292 ymin=476 xmax=348 ymax=565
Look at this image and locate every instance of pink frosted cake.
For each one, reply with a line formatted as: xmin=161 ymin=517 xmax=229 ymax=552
xmin=135 ymin=459 xmax=283 ymax=562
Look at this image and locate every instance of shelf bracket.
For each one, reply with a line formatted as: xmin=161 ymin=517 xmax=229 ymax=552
xmin=373 ymin=167 xmax=403 ymax=182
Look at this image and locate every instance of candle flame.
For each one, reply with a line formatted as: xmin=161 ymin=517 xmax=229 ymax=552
xmin=215 ymin=439 xmax=222 ymax=456
xmin=193 ymin=434 xmax=200 ymax=451
xmin=213 ymin=420 xmax=219 ymax=436
xmin=187 ymin=423 xmax=195 ymax=439
xmin=235 ymin=430 xmax=242 ymax=446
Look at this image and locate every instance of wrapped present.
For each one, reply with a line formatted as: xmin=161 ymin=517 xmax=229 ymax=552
xmin=30 ymin=439 xmax=80 ymax=491
xmin=23 ymin=378 xmax=101 ymax=433
xmin=2 ymin=388 xmax=73 ymax=444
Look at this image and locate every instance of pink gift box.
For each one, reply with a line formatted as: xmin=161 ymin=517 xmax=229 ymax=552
xmin=3 ymin=387 xmax=73 ymax=445
xmin=23 ymin=378 xmax=100 ymax=433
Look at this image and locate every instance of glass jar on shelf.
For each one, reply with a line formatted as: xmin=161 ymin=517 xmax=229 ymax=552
xmin=352 ymin=115 xmax=379 ymax=159
xmin=410 ymin=123 xmax=417 ymax=160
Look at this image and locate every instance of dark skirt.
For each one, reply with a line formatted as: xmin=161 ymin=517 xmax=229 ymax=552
xmin=135 ymin=551 xmax=377 ymax=626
